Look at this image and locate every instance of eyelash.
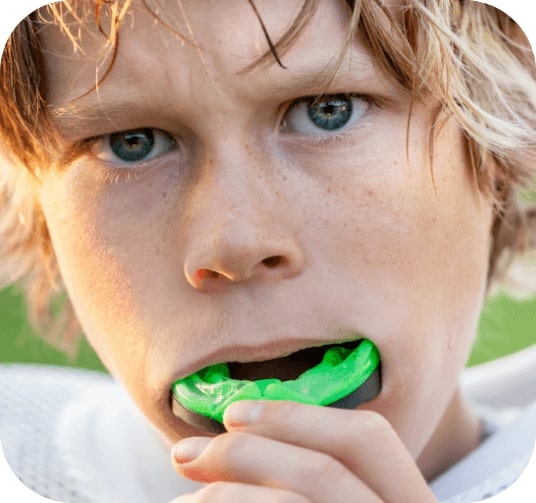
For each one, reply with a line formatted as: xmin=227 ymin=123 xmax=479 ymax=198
xmin=94 ymin=166 xmax=142 ymax=185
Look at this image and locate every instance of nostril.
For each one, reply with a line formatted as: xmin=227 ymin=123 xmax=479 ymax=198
xmin=194 ymin=269 xmax=220 ymax=284
xmin=262 ymin=256 xmax=283 ymax=268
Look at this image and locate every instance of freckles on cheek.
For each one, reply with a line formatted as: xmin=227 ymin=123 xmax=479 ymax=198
xmin=39 ymin=174 xmax=151 ymax=358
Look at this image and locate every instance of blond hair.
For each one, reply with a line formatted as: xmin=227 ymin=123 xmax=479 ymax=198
xmin=1 ymin=0 xmax=535 ymax=350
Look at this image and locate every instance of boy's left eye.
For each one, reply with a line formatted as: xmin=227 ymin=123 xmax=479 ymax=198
xmin=282 ymin=94 xmax=370 ymax=136
xmin=89 ymin=128 xmax=177 ymax=164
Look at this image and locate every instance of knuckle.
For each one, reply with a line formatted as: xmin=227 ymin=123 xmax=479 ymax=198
xmin=352 ymin=410 xmax=393 ymax=438
xmin=293 ymin=451 xmax=348 ymax=488
xmin=315 ymin=454 xmax=349 ymax=486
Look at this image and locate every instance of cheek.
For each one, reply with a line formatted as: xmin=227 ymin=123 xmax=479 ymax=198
xmin=37 ymin=168 xmax=173 ymax=382
xmin=316 ymin=126 xmax=493 ymax=453
xmin=322 ymin=155 xmax=491 ymax=332
xmin=38 ymin=169 xmax=195 ymax=440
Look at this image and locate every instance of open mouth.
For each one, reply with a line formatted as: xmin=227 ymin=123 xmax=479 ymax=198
xmin=171 ymin=338 xmax=381 ymax=434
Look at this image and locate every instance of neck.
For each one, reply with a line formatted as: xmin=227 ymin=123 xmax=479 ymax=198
xmin=417 ymin=387 xmax=482 ymax=481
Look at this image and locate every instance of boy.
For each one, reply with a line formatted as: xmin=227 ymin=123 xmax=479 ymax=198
xmin=1 ymin=1 xmax=535 ymax=501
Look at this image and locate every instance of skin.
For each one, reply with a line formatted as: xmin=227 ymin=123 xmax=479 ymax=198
xmin=35 ymin=0 xmax=494 ymax=500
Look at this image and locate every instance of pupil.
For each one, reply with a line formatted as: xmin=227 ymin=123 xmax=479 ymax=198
xmin=110 ymin=128 xmax=154 ymax=162
xmin=307 ymin=97 xmax=352 ymax=131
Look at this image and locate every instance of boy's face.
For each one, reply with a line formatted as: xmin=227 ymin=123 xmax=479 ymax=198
xmin=37 ymin=0 xmax=493 ymax=457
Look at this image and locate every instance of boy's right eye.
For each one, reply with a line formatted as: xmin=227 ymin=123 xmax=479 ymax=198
xmin=89 ymin=128 xmax=177 ymax=164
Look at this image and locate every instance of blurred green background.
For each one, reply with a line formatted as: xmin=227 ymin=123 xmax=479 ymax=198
xmin=0 ymin=284 xmax=535 ymax=371
xmin=1 ymin=286 xmax=105 ymax=371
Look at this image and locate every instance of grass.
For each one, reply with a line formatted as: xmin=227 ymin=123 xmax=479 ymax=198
xmin=0 ymin=286 xmax=535 ymax=370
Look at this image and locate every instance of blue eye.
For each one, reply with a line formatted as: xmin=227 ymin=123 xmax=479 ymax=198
xmin=110 ymin=129 xmax=154 ymax=162
xmin=283 ymin=94 xmax=370 ymax=136
xmin=307 ymin=97 xmax=352 ymax=130
xmin=90 ymin=128 xmax=176 ymax=164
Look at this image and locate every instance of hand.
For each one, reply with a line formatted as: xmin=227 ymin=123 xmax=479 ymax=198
xmin=170 ymin=401 xmax=438 ymax=502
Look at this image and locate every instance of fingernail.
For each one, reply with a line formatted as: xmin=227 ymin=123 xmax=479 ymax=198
xmin=224 ymin=400 xmax=265 ymax=427
xmin=172 ymin=437 xmax=211 ymax=463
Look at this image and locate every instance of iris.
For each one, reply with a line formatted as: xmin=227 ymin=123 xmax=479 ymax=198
xmin=109 ymin=128 xmax=155 ymax=162
xmin=307 ymin=96 xmax=353 ymax=131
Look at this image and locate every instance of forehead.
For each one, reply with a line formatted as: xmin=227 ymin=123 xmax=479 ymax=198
xmin=39 ymin=0 xmax=401 ymax=109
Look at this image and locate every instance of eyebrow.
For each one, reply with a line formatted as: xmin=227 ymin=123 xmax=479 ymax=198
xmin=50 ymin=89 xmax=129 ymax=129
xmin=49 ymin=84 xmax=163 ymax=142
xmin=50 ymin=49 xmax=377 ymax=140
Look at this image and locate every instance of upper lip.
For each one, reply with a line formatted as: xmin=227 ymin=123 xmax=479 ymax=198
xmin=170 ymin=335 xmax=363 ymax=383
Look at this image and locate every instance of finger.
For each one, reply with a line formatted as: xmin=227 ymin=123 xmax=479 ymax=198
xmin=223 ymin=401 xmax=436 ymax=503
xmin=170 ymin=481 xmax=310 ymax=503
xmin=172 ymin=432 xmax=382 ymax=503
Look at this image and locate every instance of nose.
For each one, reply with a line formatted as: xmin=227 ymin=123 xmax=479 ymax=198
xmin=184 ymin=234 xmax=305 ymax=289
xmin=183 ymin=153 xmax=305 ymax=290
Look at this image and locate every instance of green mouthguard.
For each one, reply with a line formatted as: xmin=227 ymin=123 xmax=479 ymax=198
xmin=171 ymin=338 xmax=380 ymax=424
